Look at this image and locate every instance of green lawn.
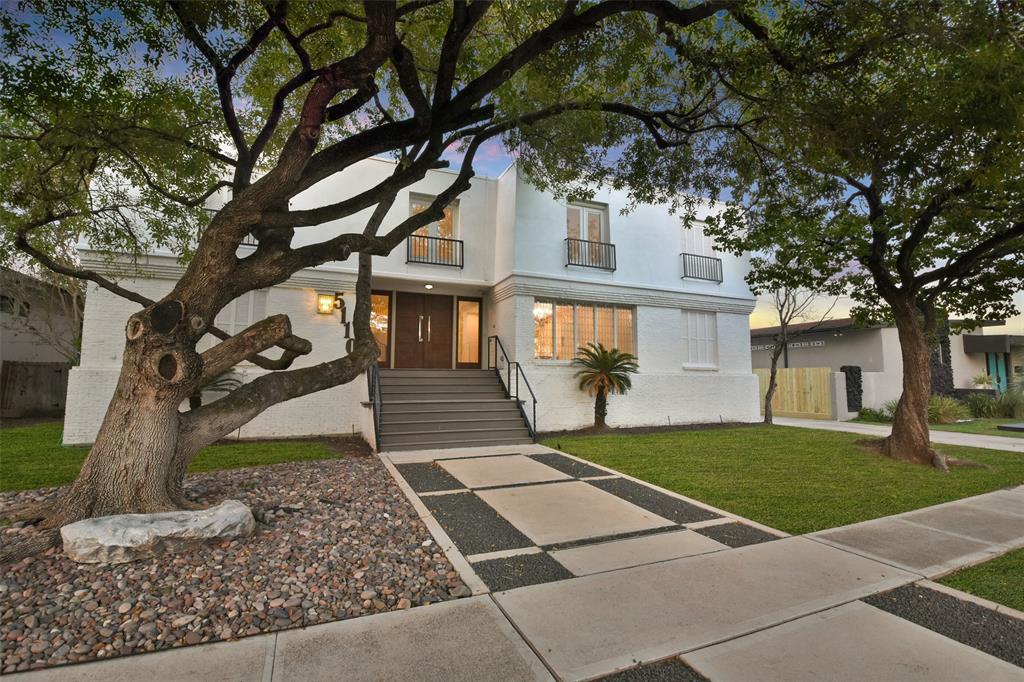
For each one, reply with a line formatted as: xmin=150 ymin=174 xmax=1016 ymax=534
xmin=0 ymin=422 xmax=346 ymax=492
xmin=850 ymin=417 xmax=1023 ymax=438
xmin=543 ymin=425 xmax=1024 ymax=535
xmin=939 ymin=550 xmax=1024 ymax=611
xmin=930 ymin=419 xmax=1023 ymax=438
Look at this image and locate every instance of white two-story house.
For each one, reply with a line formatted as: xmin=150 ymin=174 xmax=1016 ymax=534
xmin=64 ymin=158 xmax=759 ymax=449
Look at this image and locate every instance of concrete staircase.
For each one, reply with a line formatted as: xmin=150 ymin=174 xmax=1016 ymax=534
xmin=377 ymin=369 xmax=533 ymax=451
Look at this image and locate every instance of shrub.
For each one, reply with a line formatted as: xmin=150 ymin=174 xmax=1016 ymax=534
xmin=882 ymin=399 xmax=899 ymax=421
xmin=928 ymin=395 xmax=971 ymax=424
xmin=966 ymin=393 xmax=997 ymax=418
xmin=972 ymin=372 xmax=994 ymax=389
xmin=993 ymin=382 xmax=1024 ymax=419
xmin=858 ymin=407 xmax=890 ymax=423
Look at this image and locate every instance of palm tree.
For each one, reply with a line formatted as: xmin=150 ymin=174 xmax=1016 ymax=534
xmin=572 ymin=343 xmax=639 ymax=429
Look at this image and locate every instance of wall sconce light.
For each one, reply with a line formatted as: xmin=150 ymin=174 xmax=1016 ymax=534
xmin=317 ymin=293 xmax=340 ymax=315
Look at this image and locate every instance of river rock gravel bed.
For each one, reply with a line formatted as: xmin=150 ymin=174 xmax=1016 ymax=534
xmin=0 ymin=457 xmax=468 ymax=673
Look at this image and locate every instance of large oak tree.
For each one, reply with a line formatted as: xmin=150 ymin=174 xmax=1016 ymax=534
xmin=1 ymin=0 xmax=792 ymax=560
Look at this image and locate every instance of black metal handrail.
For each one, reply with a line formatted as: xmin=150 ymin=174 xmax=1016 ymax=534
xmin=487 ymin=335 xmax=538 ymax=440
xmin=680 ymin=252 xmax=723 ymax=283
xmin=407 ymin=234 xmax=464 ymax=268
xmin=566 ymin=237 xmax=616 ymax=271
xmin=367 ymin=361 xmax=383 ymax=451
xmin=240 ymin=234 xmax=259 ymax=247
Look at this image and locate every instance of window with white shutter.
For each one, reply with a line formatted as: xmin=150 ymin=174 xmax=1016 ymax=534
xmin=203 ymin=290 xmax=270 ymax=357
xmin=681 ymin=222 xmax=716 ymax=257
xmin=681 ymin=310 xmax=718 ymax=368
xmin=214 ymin=290 xmax=269 ymax=335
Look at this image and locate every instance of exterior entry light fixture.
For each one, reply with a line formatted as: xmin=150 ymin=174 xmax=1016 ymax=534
xmin=317 ymin=293 xmax=339 ymax=314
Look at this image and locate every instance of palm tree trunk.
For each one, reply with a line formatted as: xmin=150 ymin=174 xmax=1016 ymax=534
xmin=594 ymin=387 xmax=608 ymax=429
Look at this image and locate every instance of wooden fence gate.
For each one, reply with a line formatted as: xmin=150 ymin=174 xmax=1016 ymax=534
xmin=0 ymin=361 xmax=70 ymax=418
xmin=753 ymin=367 xmax=833 ymax=420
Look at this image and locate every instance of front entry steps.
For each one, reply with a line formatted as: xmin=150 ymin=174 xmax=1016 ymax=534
xmin=378 ymin=369 xmax=533 ymax=451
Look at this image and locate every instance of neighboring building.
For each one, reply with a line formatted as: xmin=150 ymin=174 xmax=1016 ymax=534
xmin=1 ymin=268 xmax=82 ymax=417
xmin=64 ymin=158 xmax=760 ymax=447
xmin=749 ymin=318 xmax=1012 ymax=409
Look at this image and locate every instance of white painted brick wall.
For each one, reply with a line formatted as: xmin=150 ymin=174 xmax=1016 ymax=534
xmin=500 ymin=294 xmax=759 ymax=432
xmin=64 ymin=278 xmax=365 ymax=445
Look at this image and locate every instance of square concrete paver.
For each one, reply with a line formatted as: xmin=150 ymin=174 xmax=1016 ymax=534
xmin=476 ymin=481 xmax=675 ymax=546
xmin=550 ymin=529 xmax=727 ymax=576
xmin=901 ymin=503 xmax=1024 ymax=547
xmin=439 ymin=454 xmax=572 ymax=488
xmin=813 ymin=517 xmax=1001 ymax=576
xmin=12 ymin=634 xmax=272 ymax=682
xmin=494 ymin=536 xmax=916 ymax=681
xmin=273 ymin=596 xmax=552 ymax=682
xmin=683 ymin=601 xmax=1024 ymax=682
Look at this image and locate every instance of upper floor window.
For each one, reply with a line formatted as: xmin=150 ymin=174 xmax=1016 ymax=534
xmin=681 ymin=222 xmax=716 ymax=257
xmin=567 ymin=203 xmax=608 ymax=243
xmin=410 ymin=194 xmax=458 ymax=239
xmin=534 ymin=299 xmax=635 ymax=361
xmin=681 ymin=309 xmax=718 ymax=368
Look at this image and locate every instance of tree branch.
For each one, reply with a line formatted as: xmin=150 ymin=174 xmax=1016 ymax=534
xmin=915 ymin=221 xmax=1024 ymax=289
xmin=199 ymin=314 xmax=310 ymax=382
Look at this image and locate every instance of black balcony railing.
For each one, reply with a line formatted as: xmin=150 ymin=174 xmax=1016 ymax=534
xmin=240 ymin=234 xmax=258 ymax=247
xmin=680 ymin=252 xmax=723 ymax=283
xmin=406 ymin=234 xmax=464 ymax=268
xmin=566 ymin=238 xmax=616 ymax=271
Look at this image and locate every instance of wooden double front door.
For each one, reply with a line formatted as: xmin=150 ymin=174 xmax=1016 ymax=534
xmin=394 ymin=292 xmax=454 ymax=368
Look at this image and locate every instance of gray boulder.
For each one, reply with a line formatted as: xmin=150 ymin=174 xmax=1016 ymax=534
xmin=61 ymin=500 xmax=255 ymax=564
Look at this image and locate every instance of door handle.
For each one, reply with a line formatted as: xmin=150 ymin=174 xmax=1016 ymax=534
xmin=427 ymin=316 xmax=431 ymax=342
xmin=418 ymin=316 xmax=423 ymax=342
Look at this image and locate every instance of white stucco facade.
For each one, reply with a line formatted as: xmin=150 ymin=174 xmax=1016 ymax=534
xmin=65 ymin=158 xmax=759 ymax=445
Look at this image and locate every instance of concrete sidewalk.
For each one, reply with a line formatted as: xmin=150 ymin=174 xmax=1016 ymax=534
xmin=11 ymin=449 xmax=1023 ymax=682
xmin=774 ymin=416 xmax=1024 ymax=452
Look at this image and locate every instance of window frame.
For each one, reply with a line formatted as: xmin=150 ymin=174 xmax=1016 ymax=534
xmin=209 ymin=289 xmax=269 ymax=362
xmin=455 ymin=296 xmax=483 ymax=369
xmin=566 ymin=202 xmax=609 ymax=243
xmin=532 ymin=298 xmax=636 ymax=362
xmin=680 ymin=309 xmax=719 ymax=370
xmin=370 ymin=289 xmax=393 ymax=368
xmin=680 ymin=220 xmax=717 ymax=258
xmin=409 ymin=193 xmax=460 ymax=240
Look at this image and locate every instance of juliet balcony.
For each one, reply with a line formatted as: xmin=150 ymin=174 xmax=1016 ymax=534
xmin=406 ymin=235 xmax=464 ymax=268
xmin=565 ymin=237 xmax=616 ymax=271
xmin=680 ymin=252 xmax=723 ymax=283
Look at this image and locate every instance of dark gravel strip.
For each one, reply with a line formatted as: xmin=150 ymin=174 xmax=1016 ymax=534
xmin=863 ymin=584 xmax=1024 ymax=668
xmin=528 ymin=452 xmax=608 ymax=478
xmin=692 ymin=522 xmax=780 ymax=548
xmin=542 ymin=525 xmax=681 ymax=552
xmin=586 ymin=478 xmax=722 ymax=524
xmin=595 ymin=658 xmax=710 ymax=681
xmin=394 ymin=463 xmax=466 ymax=493
xmin=422 ymin=492 xmax=533 ymax=556
xmin=470 ymin=552 xmax=573 ymax=591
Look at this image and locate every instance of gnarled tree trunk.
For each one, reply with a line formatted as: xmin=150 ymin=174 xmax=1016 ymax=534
xmin=45 ymin=300 xmax=202 ymax=526
xmin=882 ymin=298 xmax=947 ymax=470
